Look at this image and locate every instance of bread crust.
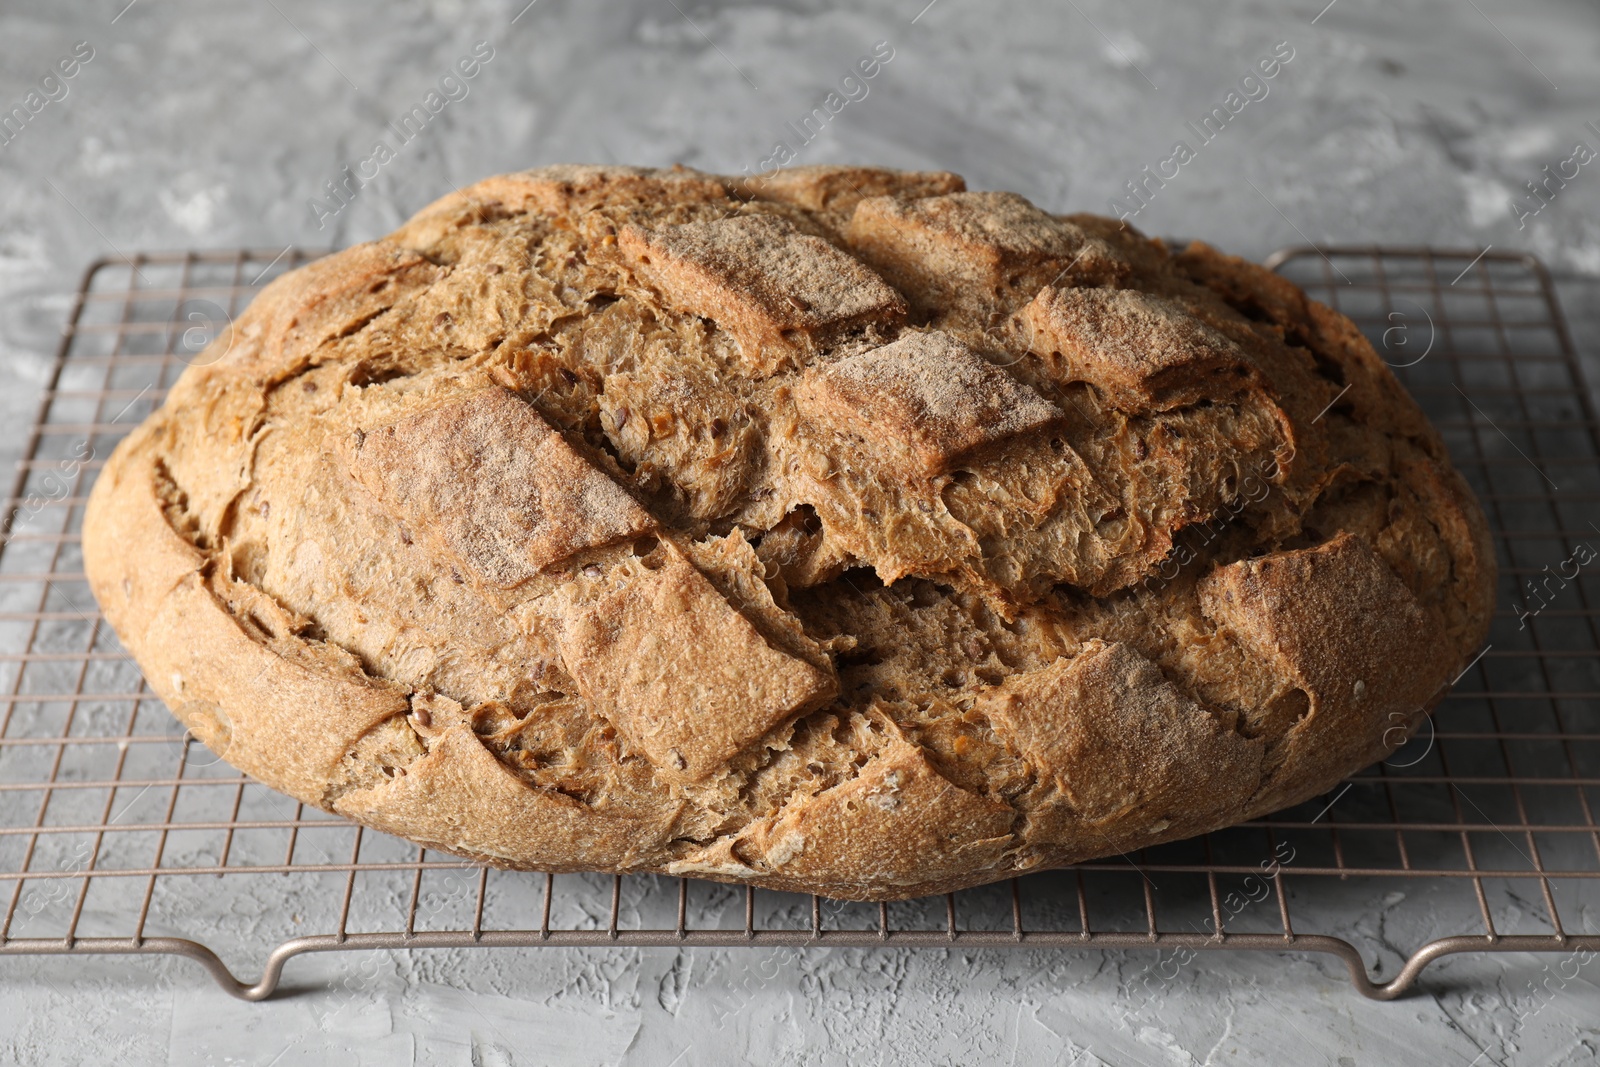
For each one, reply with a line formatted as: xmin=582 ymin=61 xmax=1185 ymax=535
xmin=83 ymin=165 xmax=1494 ymax=900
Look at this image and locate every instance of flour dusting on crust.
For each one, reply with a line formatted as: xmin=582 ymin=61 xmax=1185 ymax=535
xmin=83 ymin=164 xmax=1495 ymax=900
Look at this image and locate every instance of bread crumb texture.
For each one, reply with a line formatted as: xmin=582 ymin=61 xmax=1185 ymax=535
xmin=84 ymin=165 xmax=1495 ymax=899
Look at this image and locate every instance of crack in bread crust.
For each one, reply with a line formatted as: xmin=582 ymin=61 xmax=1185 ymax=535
xmin=83 ymin=164 xmax=1495 ymax=901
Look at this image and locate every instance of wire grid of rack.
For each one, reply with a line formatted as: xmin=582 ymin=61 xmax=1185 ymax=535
xmin=0 ymin=245 xmax=1596 ymax=1002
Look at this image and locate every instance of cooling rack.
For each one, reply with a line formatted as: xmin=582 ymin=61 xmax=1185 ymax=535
xmin=1 ymin=245 xmax=1595 ymax=1002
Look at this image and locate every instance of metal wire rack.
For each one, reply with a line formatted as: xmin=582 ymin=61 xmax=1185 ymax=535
xmin=1 ymin=245 xmax=1596 ymax=1002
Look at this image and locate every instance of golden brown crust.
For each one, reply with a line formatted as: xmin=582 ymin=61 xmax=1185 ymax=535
xmin=83 ymin=163 xmax=1496 ymax=900
xmin=555 ymin=540 xmax=837 ymax=784
xmin=727 ymin=165 xmax=966 ymax=220
xmin=1019 ymin=285 xmax=1263 ymax=411
xmin=980 ymin=640 xmax=1262 ymax=853
xmin=1198 ymin=532 xmax=1449 ymax=809
xmin=334 ymin=721 xmax=682 ymax=869
xmin=845 ymin=190 xmax=1132 ymax=316
xmin=345 ymin=386 xmax=656 ymax=586
xmin=620 ymin=213 xmax=907 ymax=373
xmin=729 ymin=735 xmax=1016 ymax=896
xmin=82 ymin=424 xmax=412 ymax=806
xmin=795 ymin=330 xmax=1064 ymax=476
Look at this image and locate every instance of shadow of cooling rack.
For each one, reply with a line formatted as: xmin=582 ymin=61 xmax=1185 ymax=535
xmin=0 ymin=245 xmax=1596 ymax=1001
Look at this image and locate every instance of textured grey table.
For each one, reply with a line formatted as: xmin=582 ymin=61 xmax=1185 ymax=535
xmin=3 ymin=1 xmax=1600 ymax=1063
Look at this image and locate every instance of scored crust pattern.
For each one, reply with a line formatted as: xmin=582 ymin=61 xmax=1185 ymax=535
xmin=83 ymin=164 xmax=1495 ymax=900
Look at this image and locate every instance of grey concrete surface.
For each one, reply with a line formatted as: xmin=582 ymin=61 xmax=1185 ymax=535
xmin=2 ymin=0 xmax=1599 ymax=1063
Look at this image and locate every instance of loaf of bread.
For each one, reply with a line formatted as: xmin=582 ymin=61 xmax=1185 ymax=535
xmin=83 ymin=165 xmax=1494 ymax=900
